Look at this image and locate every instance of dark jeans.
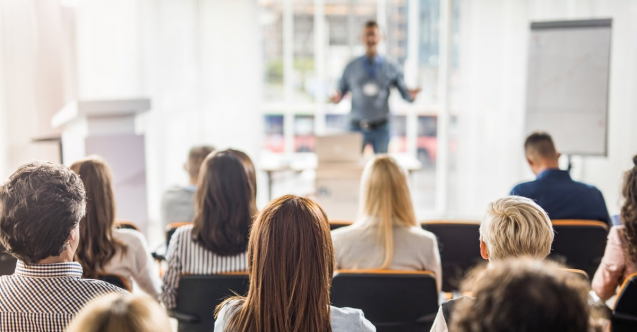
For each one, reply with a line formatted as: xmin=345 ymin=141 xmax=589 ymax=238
xmin=350 ymin=121 xmax=390 ymax=154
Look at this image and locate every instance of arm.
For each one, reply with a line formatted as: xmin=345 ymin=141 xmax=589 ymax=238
xmin=428 ymin=236 xmax=443 ymax=294
xmin=332 ymin=66 xmax=350 ymax=104
xmin=160 ymin=228 xmax=183 ymax=309
xmin=393 ymin=65 xmax=420 ymax=102
xmin=592 ymin=227 xmax=627 ymax=301
xmin=129 ymin=231 xmax=162 ymax=300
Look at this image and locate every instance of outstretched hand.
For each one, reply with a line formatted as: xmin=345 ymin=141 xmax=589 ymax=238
xmin=331 ymin=91 xmax=343 ymax=104
xmin=408 ymin=88 xmax=422 ymax=101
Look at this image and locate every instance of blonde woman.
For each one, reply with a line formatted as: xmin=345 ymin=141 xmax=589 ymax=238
xmin=66 ymin=294 xmax=171 ymax=332
xmin=331 ymin=156 xmax=442 ymax=292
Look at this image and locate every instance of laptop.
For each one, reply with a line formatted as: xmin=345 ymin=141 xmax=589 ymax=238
xmin=315 ymin=133 xmax=363 ymax=163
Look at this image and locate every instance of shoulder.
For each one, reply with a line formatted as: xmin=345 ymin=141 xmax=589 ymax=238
xmin=403 ymin=226 xmax=437 ymax=241
xmin=162 ymin=185 xmax=194 ymax=201
xmin=113 ymin=228 xmax=147 ymax=247
xmin=81 ymin=278 xmax=130 ymax=295
xmin=330 ymin=306 xmax=376 ymax=332
xmin=215 ymin=299 xmax=242 ymax=331
xmin=510 ymin=181 xmax=535 ymax=195
xmin=574 ymin=181 xmax=605 ymax=196
xmin=331 ymin=225 xmax=363 ymax=242
xmin=174 ymin=224 xmax=194 ymax=238
xmin=609 ymin=225 xmax=625 ymax=240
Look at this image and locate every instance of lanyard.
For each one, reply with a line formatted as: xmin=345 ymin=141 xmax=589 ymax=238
xmin=362 ymin=55 xmax=383 ymax=78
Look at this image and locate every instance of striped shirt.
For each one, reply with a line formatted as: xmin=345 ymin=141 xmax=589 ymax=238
xmin=161 ymin=225 xmax=248 ymax=309
xmin=0 ymin=260 xmax=127 ymax=332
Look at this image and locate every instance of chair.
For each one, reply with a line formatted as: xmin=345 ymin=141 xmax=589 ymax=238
xmin=562 ymin=268 xmax=589 ymax=281
xmin=97 ymin=274 xmax=132 ymax=292
xmin=612 ymin=272 xmax=637 ymax=332
xmin=421 ymin=220 xmax=482 ymax=292
xmin=169 ymin=273 xmax=250 ymax=332
xmin=329 ymin=220 xmax=353 ymax=231
xmin=550 ymin=220 xmax=608 ymax=278
xmin=115 ymin=220 xmax=140 ymax=231
xmin=331 ymin=270 xmax=439 ymax=332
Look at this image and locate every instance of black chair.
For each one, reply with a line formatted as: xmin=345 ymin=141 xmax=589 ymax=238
xmin=115 ymin=220 xmax=140 ymax=231
xmin=97 ymin=274 xmax=132 ymax=292
xmin=331 ymin=270 xmax=439 ymax=332
xmin=550 ymin=220 xmax=608 ymax=278
xmin=421 ymin=221 xmax=482 ymax=292
xmin=329 ymin=220 xmax=353 ymax=231
xmin=170 ymin=273 xmax=250 ymax=332
xmin=612 ymin=272 xmax=637 ymax=332
xmin=166 ymin=221 xmax=192 ymax=247
xmin=0 ymin=251 xmax=16 ymax=276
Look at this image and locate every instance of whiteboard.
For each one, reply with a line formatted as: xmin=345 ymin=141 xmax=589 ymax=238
xmin=525 ymin=19 xmax=612 ymax=156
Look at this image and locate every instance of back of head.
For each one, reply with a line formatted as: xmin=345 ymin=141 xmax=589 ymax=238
xmin=450 ymin=258 xmax=590 ymax=332
xmin=221 ymin=195 xmax=334 ymax=332
xmin=70 ymin=157 xmax=124 ymax=277
xmin=0 ymin=161 xmax=85 ymax=265
xmin=524 ymin=132 xmax=558 ymax=161
xmin=192 ymin=149 xmax=257 ymax=256
xmin=480 ymin=196 xmax=554 ymax=261
xmin=66 ymin=294 xmax=172 ymax=332
xmin=359 ymin=156 xmax=417 ymax=269
xmin=187 ymin=145 xmax=215 ymax=180
xmin=621 ymin=155 xmax=637 ymax=263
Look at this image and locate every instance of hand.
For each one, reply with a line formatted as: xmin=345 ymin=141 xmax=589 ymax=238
xmin=331 ymin=91 xmax=343 ymax=104
xmin=408 ymin=88 xmax=422 ymax=101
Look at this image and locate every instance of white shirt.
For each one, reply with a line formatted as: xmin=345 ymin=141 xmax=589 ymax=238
xmin=430 ymin=307 xmax=448 ymax=332
xmin=98 ymin=228 xmax=162 ymax=299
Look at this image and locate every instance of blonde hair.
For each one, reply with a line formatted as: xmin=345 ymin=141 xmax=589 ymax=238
xmin=479 ymin=196 xmax=554 ymax=261
xmin=66 ymin=294 xmax=171 ymax=332
xmin=359 ymin=155 xmax=417 ymax=269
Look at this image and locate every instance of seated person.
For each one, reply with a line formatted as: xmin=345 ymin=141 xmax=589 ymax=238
xmin=430 ymin=196 xmax=554 ymax=332
xmin=161 ymin=145 xmax=214 ymax=226
xmin=0 ymin=161 xmax=126 ymax=331
xmin=161 ymin=149 xmax=257 ymax=309
xmin=70 ymin=157 xmax=161 ymax=298
xmin=331 ymin=156 xmax=442 ymax=292
xmin=450 ymin=258 xmax=591 ymax=332
xmin=593 ymin=155 xmax=637 ymax=301
xmin=510 ymin=132 xmax=610 ymax=225
xmin=214 ymin=195 xmax=375 ymax=332
xmin=66 ymin=294 xmax=171 ymax=332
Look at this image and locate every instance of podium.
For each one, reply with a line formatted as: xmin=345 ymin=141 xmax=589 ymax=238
xmin=51 ymin=99 xmax=151 ymax=233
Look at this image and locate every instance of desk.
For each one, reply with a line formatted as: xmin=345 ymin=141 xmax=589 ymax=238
xmin=260 ymin=153 xmax=422 ymax=201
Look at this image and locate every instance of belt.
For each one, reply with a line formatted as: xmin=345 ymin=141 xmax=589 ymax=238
xmin=354 ymin=118 xmax=388 ymax=130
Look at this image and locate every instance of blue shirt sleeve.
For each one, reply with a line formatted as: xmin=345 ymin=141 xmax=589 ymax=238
xmin=392 ymin=63 xmax=413 ymax=102
xmin=338 ymin=64 xmax=350 ymax=95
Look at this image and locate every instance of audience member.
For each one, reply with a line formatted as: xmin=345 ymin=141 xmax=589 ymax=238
xmin=593 ymin=155 xmax=637 ymax=301
xmin=161 ymin=149 xmax=257 ymax=309
xmin=430 ymin=196 xmax=554 ymax=332
xmin=0 ymin=161 xmax=126 ymax=331
xmin=511 ymin=132 xmax=611 ymax=225
xmin=70 ymin=157 xmax=161 ymax=298
xmin=66 ymin=294 xmax=171 ymax=332
xmin=449 ymin=258 xmax=591 ymax=332
xmin=214 ymin=195 xmax=375 ymax=332
xmin=331 ymin=156 xmax=442 ymax=291
xmin=161 ymin=145 xmax=215 ymax=226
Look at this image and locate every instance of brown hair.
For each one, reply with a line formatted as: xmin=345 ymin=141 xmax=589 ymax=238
xmin=191 ymin=149 xmax=257 ymax=256
xmin=524 ymin=132 xmax=558 ymax=159
xmin=450 ymin=258 xmax=591 ymax=332
xmin=217 ymin=195 xmax=334 ymax=332
xmin=187 ymin=145 xmax=215 ymax=180
xmin=364 ymin=20 xmax=379 ymax=29
xmin=0 ymin=161 xmax=86 ymax=265
xmin=70 ymin=157 xmax=127 ymax=278
xmin=621 ymin=155 xmax=637 ymax=263
xmin=66 ymin=294 xmax=172 ymax=332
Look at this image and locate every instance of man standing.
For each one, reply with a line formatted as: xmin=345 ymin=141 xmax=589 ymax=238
xmin=332 ymin=20 xmax=420 ymax=153
xmin=510 ymin=132 xmax=611 ymax=226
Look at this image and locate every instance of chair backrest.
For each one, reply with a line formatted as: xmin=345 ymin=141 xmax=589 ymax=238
xmin=0 ymin=250 xmax=16 ymax=276
xmin=174 ymin=273 xmax=250 ymax=332
xmin=562 ymin=268 xmax=589 ymax=282
xmin=550 ymin=220 xmax=608 ymax=277
xmin=115 ymin=220 xmax=140 ymax=232
xmin=97 ymin=274 xmax=132 ymax=292
xmin=331 ymin=270 xmax=439 ymax=332
xmin=330 ymin=220 xmax=353 ymax=231
xmin=421 ymin=220 xmax=482 ymax=292
xmin=612 ymin=272 xmax=637 ymax=332
xmin=166 ymin=221 xmax=193 ymax=247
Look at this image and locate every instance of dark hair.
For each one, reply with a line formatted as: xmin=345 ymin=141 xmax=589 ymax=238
xmin=187 ymin=145 xmax=215 ymax=180
xmin=524 ymin=132 xmax=557 ymax=159
xmin=621 ymin=155 xmax=637 ymax=263
xmin=0 ymin=161 xmax=86 ymax=265
xmin=191 ymin=149 xmax=257 ymax=256
xmin=70 ymin=157 xmax=127 ymax=278
xmin=364 ymin=20 xmax=379 ymax=29
xmin=450 ymin=258 xmax=590 ymax=332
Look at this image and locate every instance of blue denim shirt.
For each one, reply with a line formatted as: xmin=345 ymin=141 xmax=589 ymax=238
xmin=510 ymin=169 xmax=611 ymax=226
xmin=338 ymin=56 xmax=413 ymax=122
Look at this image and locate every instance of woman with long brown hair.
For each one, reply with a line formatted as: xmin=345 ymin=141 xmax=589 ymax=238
xmin=70 ymin=157 xmax=160 ymax=298
xmin=331 ymin=156 xmax=441 ymax=292
xmin=593 ymin=155 xmax=637 ymax=301
xmin=161 ymin=149 xmax=257 ymax=309
xmin=214 ymin=195 xmax=375 ymax=332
